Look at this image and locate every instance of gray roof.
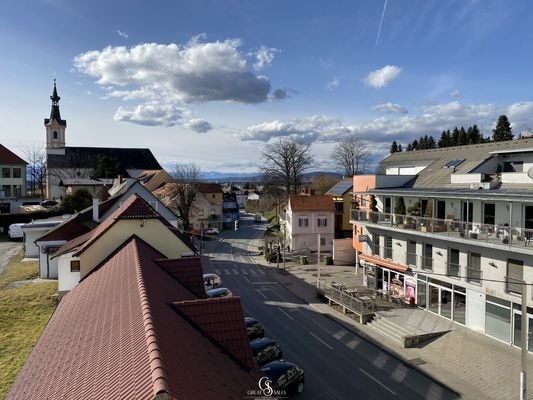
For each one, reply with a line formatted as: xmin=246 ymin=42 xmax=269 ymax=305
xmin=378 ymin=138 xmax=533 ymax=188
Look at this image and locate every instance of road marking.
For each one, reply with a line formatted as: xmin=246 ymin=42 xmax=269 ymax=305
xmin=214 ymin=269 xmax=221 ymax=275
xmin=241 ymin=269 xmax=248 ymax=275
xmin=251 ymin=282 xmax=277 ymax=285
xmin=309 ymin=331 xmax=333 ymax=350
xmin=278 ymin=307 xmax=294 ymax=320
xmin=233 ymin=269 xmax=239 ymax=275
xmin=223 ymin=269 xmax=230 ymax=275
xmin=242 ymin=275 xmax=250 ymax=283
xmin=358 ymin=368 xmax=396 ymax=395
xmin=256 ymin=290 xmax=268 ymax=299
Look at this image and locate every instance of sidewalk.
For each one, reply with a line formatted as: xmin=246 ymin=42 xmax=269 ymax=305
xmin=249 ymin=240 xmax=533 ymax=400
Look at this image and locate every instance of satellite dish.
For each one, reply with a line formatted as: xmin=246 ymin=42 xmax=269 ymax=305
xmin=528 ymin=167 xmax=533 ymax=180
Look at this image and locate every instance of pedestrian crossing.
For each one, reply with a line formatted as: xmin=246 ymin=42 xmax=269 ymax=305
xmin=214 ymin=268 xmax=266 ymax=277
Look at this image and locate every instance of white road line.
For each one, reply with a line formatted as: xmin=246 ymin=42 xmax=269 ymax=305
xmin=250 ymin=282 xmax=277 ymax=285
xmin=249 ymin=269 xmax=258 ymax=276
xmin=223 ymin=269 xmax=230 ymax=275
xmin=241 ymin=269 xmax=249 ymax=275
xmin=358 ymin=368 xmax=396 ymax=396
xmin=233 ymin=269 xmax=239 ymax=275
xmin=278 ymin=307 xmax=294 ymax=320
xmin=242 ymin=275 xmax=250 ymax=283
xmin=256 ymin=290 xmax=268 ymax=299
xmin=309 ymin=332 xmax=333 ymax=350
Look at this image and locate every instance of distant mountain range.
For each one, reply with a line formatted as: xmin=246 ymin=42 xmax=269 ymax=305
xmin=200 ymin=171 xmax=343 ymax=183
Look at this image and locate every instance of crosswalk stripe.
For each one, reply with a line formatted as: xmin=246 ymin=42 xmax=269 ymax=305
xmin=241 ymin=269 xmax=248 ymax=275
xmin=233 ymin=269 xmax=239 ymax=275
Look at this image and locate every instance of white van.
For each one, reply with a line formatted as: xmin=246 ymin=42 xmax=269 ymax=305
xmin=203 ymin=273 xmax=222 ymax=290
xmin=8 ymin=223 xmax=25 ymax=240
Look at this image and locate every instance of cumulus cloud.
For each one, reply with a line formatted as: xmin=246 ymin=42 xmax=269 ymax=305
xmin=184 ymin=118 xmax=213 ymax=133
xmin=363 ymin=65 xmax=401 ymax=88
xmin=254 ymin=45 xmax=278 ymax=70
xmin=73 ymin=37 xmax=280 ymax=130
xmin=327 ymin=78 xmax=340 ymax=91
xmin=117 ymin=30 xmax=128 ymax=39
xmin=272 ymin=88 xmax=289 ymax=100
xmin=371 ymin=102 xmax=408 ymax=114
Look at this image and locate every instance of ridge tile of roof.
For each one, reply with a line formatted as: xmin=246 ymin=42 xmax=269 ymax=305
xmin=289 ymin=194 xmax=335 ymax=211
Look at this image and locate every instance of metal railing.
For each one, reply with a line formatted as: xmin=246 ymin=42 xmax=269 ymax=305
xmin=317 ymin=280 xmax=374 ymax=315
xmin=466 ymin=266 xmax=483 ymax=284
xmin=447 ymin=262 xmax=461 ymax=278
xmin=350 ymin=209 xmax=533 ymax=249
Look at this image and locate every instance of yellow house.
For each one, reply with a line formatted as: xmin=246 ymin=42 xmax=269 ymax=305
xmin=325 ymin=178 xmax=354 ymax=238
xmin=55 ymin=194 xmax=196 ymax=296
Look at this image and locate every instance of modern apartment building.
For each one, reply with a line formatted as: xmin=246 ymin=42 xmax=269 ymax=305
xmin=351 ymin=138 xmax=533 ymax=350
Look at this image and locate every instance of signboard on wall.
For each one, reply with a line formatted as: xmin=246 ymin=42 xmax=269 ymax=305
xmin=358 ymin=235 xmax=369 ymax=242
xmin=332 ymin=238 xmax=355 ymax=265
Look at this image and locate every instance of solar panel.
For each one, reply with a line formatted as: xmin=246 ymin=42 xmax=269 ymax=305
xmin=444 ymin=159 xmax=464 ymax=168
xmin=328 ymin=181 xmax=352 ymax=196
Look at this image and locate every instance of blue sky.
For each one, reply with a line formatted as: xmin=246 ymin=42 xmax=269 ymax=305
xmin=1 ymin=0 xmax=533 ymax=174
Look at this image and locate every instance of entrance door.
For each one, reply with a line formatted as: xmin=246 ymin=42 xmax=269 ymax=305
xmin=429 ymin=285 xmax=439 ymax=314
xmin=437 ymin=200 xmax=446 ymax=220
xmin=513 ymin=311 xmax=533 ymax=352
xmin=428 ymin=285 xmax=452 ymax=319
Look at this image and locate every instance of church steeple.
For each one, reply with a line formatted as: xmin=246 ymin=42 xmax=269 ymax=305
xmin=45 ymin=79 xmax=67 ymax=155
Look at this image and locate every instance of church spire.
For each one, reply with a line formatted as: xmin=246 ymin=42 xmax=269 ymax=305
xmin=46 ymin=79 xmax=66 ymax=126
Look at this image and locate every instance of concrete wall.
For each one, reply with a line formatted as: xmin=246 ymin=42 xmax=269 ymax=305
xmin=58 ymin=254 xmax=80 ymax=293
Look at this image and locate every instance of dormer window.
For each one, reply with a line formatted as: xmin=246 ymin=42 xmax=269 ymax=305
xmin=53 ymin=131 xmax=58 ymax=140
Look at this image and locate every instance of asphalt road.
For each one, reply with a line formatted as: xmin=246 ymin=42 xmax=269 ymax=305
xmin=0 ymin=240 xmax=22 ymax=275
xmin=202 ymin=214 xmax=460 ymax=400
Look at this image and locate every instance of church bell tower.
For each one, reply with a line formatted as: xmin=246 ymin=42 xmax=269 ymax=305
xmin=45 ymin=79 xmax=67 ymax=155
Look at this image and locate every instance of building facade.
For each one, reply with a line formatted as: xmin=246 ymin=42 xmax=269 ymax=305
xmin=0 ymin=144 xmax=28 ymax=212
xmin=351 ymin=139 xmax=533 ymax=350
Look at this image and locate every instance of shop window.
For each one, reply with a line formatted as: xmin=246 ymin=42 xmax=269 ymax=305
xmin=453 ymin=290 xmax=466 ymax=325
xmin=485 ymin=295 xmax=511 ymax=343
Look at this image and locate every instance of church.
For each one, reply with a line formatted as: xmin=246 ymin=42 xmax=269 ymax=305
xmin=45 ymin=81 xmax=162 ymax=199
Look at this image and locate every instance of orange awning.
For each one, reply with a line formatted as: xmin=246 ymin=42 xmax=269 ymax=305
xmin=359 ymin=253 xmax=408 ymax=273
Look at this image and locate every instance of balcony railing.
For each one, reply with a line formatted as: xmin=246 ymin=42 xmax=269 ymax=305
xmin=466 ymin=266 xmax=482 ymax=284
xmin=447 ymin=262 xmax=461 ymax=278
xmin=505 ymin=276 xmax=523 ymax=295
xmin=350 ymin=209 xmax=533 ymax=250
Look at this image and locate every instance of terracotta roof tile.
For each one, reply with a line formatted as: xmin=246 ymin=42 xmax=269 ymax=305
xmin=8 ymin=237 xmax=259 ymax=400
xmin=157 ymin=257 xmax=206 ymax=298
xmin=198 ymin=183 xmax=222 ymax=194
xmin=0 ymin=144 xmax=27 ymax=165
xmin=289 ymin=194 xmax=335 ymax=212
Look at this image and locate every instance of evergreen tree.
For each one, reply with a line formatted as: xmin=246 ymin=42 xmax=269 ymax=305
xmin=390 ymin=140 xmax=399 ymax=153
xmin=398 ymin=143 xmax=403 ymax=152
xmin=406 ymin=143 xmax=413 ymax=151
xmin=492 ymin=115 xmax=513 ymax=141
xmin=411 ymin=139 xmax=419 ymax=150
xmin=451 ymin=127 xmax=460 ymax=146
xmin=438 ymin=130 xmax=451 ymax=147
xmin=457 ymin=127 xmax=467 ymax=145
xmin=428 ymin=135 xmax=436 ymax=149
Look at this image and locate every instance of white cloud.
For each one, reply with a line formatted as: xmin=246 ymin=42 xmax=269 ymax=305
xmin=327 ymin=78 xmax=340 ymax=91
xmin=73 ymin=37 xmax=280 ymax=130
xmin=117 ymin=30 xmax=128 ymax=39
xmin=371 ymin=102 xmax=408 ymax=114
xmin=363 ymin=65 xmax=401 ymax=89
xmin=254 ymin=45 xmax=278 ymax=70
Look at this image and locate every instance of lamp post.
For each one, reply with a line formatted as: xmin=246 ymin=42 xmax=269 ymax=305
xmin=317 ymin=233 xmax=321 ymax=287
xmin=520 ymin=281 xmax=528 ymax=400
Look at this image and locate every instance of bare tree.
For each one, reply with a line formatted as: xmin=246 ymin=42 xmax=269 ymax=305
xmin=261 ymin=137 xmax=313 ymax=196
xmin=331 ymin=134 xmax=368 ymax=176
xmin=22 ymin=144 xmax=47 ymax=198
xmin=169 ymin=163 xmax=202 ymax=231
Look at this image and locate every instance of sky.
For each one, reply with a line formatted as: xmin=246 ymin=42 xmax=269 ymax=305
xmin=1 ymin=0 xmax=533 ymax=176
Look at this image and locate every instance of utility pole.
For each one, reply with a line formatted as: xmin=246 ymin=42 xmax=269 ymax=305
xmin=520 ymin=280 xmax=528 ymax=400
xmin=317 ymin=233 xmax=321 ymax=287
xmin=282 ymin=222 xmax=286 ymax=269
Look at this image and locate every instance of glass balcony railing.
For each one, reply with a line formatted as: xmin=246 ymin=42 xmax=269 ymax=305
xmin=350 ymin=209 xmax=533 ymax=250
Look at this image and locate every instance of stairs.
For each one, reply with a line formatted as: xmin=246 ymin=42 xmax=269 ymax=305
xmin=367 ymin=313 xmax=414 ymax=347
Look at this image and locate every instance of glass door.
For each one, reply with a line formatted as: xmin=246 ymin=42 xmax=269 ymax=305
xmin=441 ymin=289 xmax=452 ymax=319
xmin=513 ymin=310 xmax=523 ymax=348
xmin=429 ymin=285 xmax=439 ymax=314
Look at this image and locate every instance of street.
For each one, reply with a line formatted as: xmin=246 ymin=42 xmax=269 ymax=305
xmin=202 ymin=214 xmax=460 ymax=400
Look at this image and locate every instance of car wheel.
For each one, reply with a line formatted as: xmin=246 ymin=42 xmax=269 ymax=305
xmin=296 ymin=380 xmax=304 ymax=394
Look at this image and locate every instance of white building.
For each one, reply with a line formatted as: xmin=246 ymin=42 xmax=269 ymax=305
xmin=351 ymin=138 xmax=533 ymax=350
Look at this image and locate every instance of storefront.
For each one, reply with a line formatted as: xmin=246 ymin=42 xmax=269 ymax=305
xmin=360 ymin=254 xmax=416 ymax=304
xmin=416 ymin=275 xmax=466 ymax=325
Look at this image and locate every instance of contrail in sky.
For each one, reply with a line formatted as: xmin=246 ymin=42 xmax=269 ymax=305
xmin=375 ymin=0 xmax=388 ymax=48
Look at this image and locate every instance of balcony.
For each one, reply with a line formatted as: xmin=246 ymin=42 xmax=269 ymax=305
xmin=350 ymin=209 xmax=533 ymax=251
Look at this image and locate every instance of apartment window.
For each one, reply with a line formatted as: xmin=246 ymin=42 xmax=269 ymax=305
xmin=506 ymin=259 xmax=523 ymax=295
xmin=423 ymin=243 xmax=433 ymax=270
xmin=320 ymin=237 xmax=326 ymax=246
xmin=467 ymin=253 xmax=481 ymax=284
xmin=2 ymin=185 xmax=10 ymax=197
xmin=483 ymin=203 xmax=495 ymax=226
xmin=448 ymin=248 xmax=460 ymax=277
xmin=384 ymin=236 xmax=393 ymax=259
xmin=407 ymin=240 xmax=417 ymax=266
xmin=12 ymin=168 xmax=21 ymax=178
xmin=372 ymin=234 xmax=380 ymax=257
xmin=334 ymin=202 xmax=344 ymax=213
xmin=298 ymin=216 xmax=309 ymax=227
xmin=2 ymin=168 xmax=10 ymax=178
xmin=70 ymin=260 xmax=80 ymax=272
xmin=317 ymin=216 xmax=328 ymax=227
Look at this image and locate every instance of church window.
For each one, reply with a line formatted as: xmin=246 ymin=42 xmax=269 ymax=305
xmin=53 ymin=131 xmax=58 ymax=139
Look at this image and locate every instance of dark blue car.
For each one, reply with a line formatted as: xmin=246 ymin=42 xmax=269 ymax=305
xmin=261 ymin=360 xmax=305 ymax=395
xmin=250 ymin=337 xmax=283 ymax=366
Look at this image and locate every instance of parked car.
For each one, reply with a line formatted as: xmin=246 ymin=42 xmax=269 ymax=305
xmin=8 ymin=223 xmax=24 ymax=240
xmin=206 ymin=287 xmax=232 ymax=298
xmin=254 ymin=214 xmax=262 ymax=223
xmin=203 ymin=273 xmax=221 ymax=290
xmin=250 ymin=337 xmax=283 ymax=367
xmin=245 ymin=317 xmax=265 ymax=340
xmin=261 ymin=360 xmax=305 ymax=395
xmin=206 ymin=227 xmax=220 ymax=235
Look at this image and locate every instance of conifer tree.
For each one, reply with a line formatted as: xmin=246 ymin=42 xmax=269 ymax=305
xmin=492 ymin=115 xmax=513 ymax=141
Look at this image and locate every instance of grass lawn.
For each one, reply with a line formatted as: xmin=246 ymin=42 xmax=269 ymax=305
xmin=0 ymin=252 xmax=57 ymax=399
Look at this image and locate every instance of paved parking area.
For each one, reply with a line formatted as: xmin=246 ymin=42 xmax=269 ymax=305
xmin=0 ymin=241 xmax=22 ymax=275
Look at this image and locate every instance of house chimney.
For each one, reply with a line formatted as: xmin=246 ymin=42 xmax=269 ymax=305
xmin=92 ymin=198 xmax=99 ymax=222
xmin=100 ymin=185 xmax=109 ymax=202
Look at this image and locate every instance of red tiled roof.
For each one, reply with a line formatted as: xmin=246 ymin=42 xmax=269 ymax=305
xmin=35 ymin=218 xmax=92 ymax=242
xmin=8 ymin=237 xmax=259 ymax=400
xmin=157 ymin=257 xmax=206 ymax=298
xmin=289 ymin=194 xmax=335 ymax=212
xmin=53 ymin=230 xmax=94 ymax=257
xmin=173 ymin=297 xmax=256 ymax=369
xmin=198 ymin=183 xmax=222 ymax=194
xmin=0 ymin=144 xmax=27 ymax=165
